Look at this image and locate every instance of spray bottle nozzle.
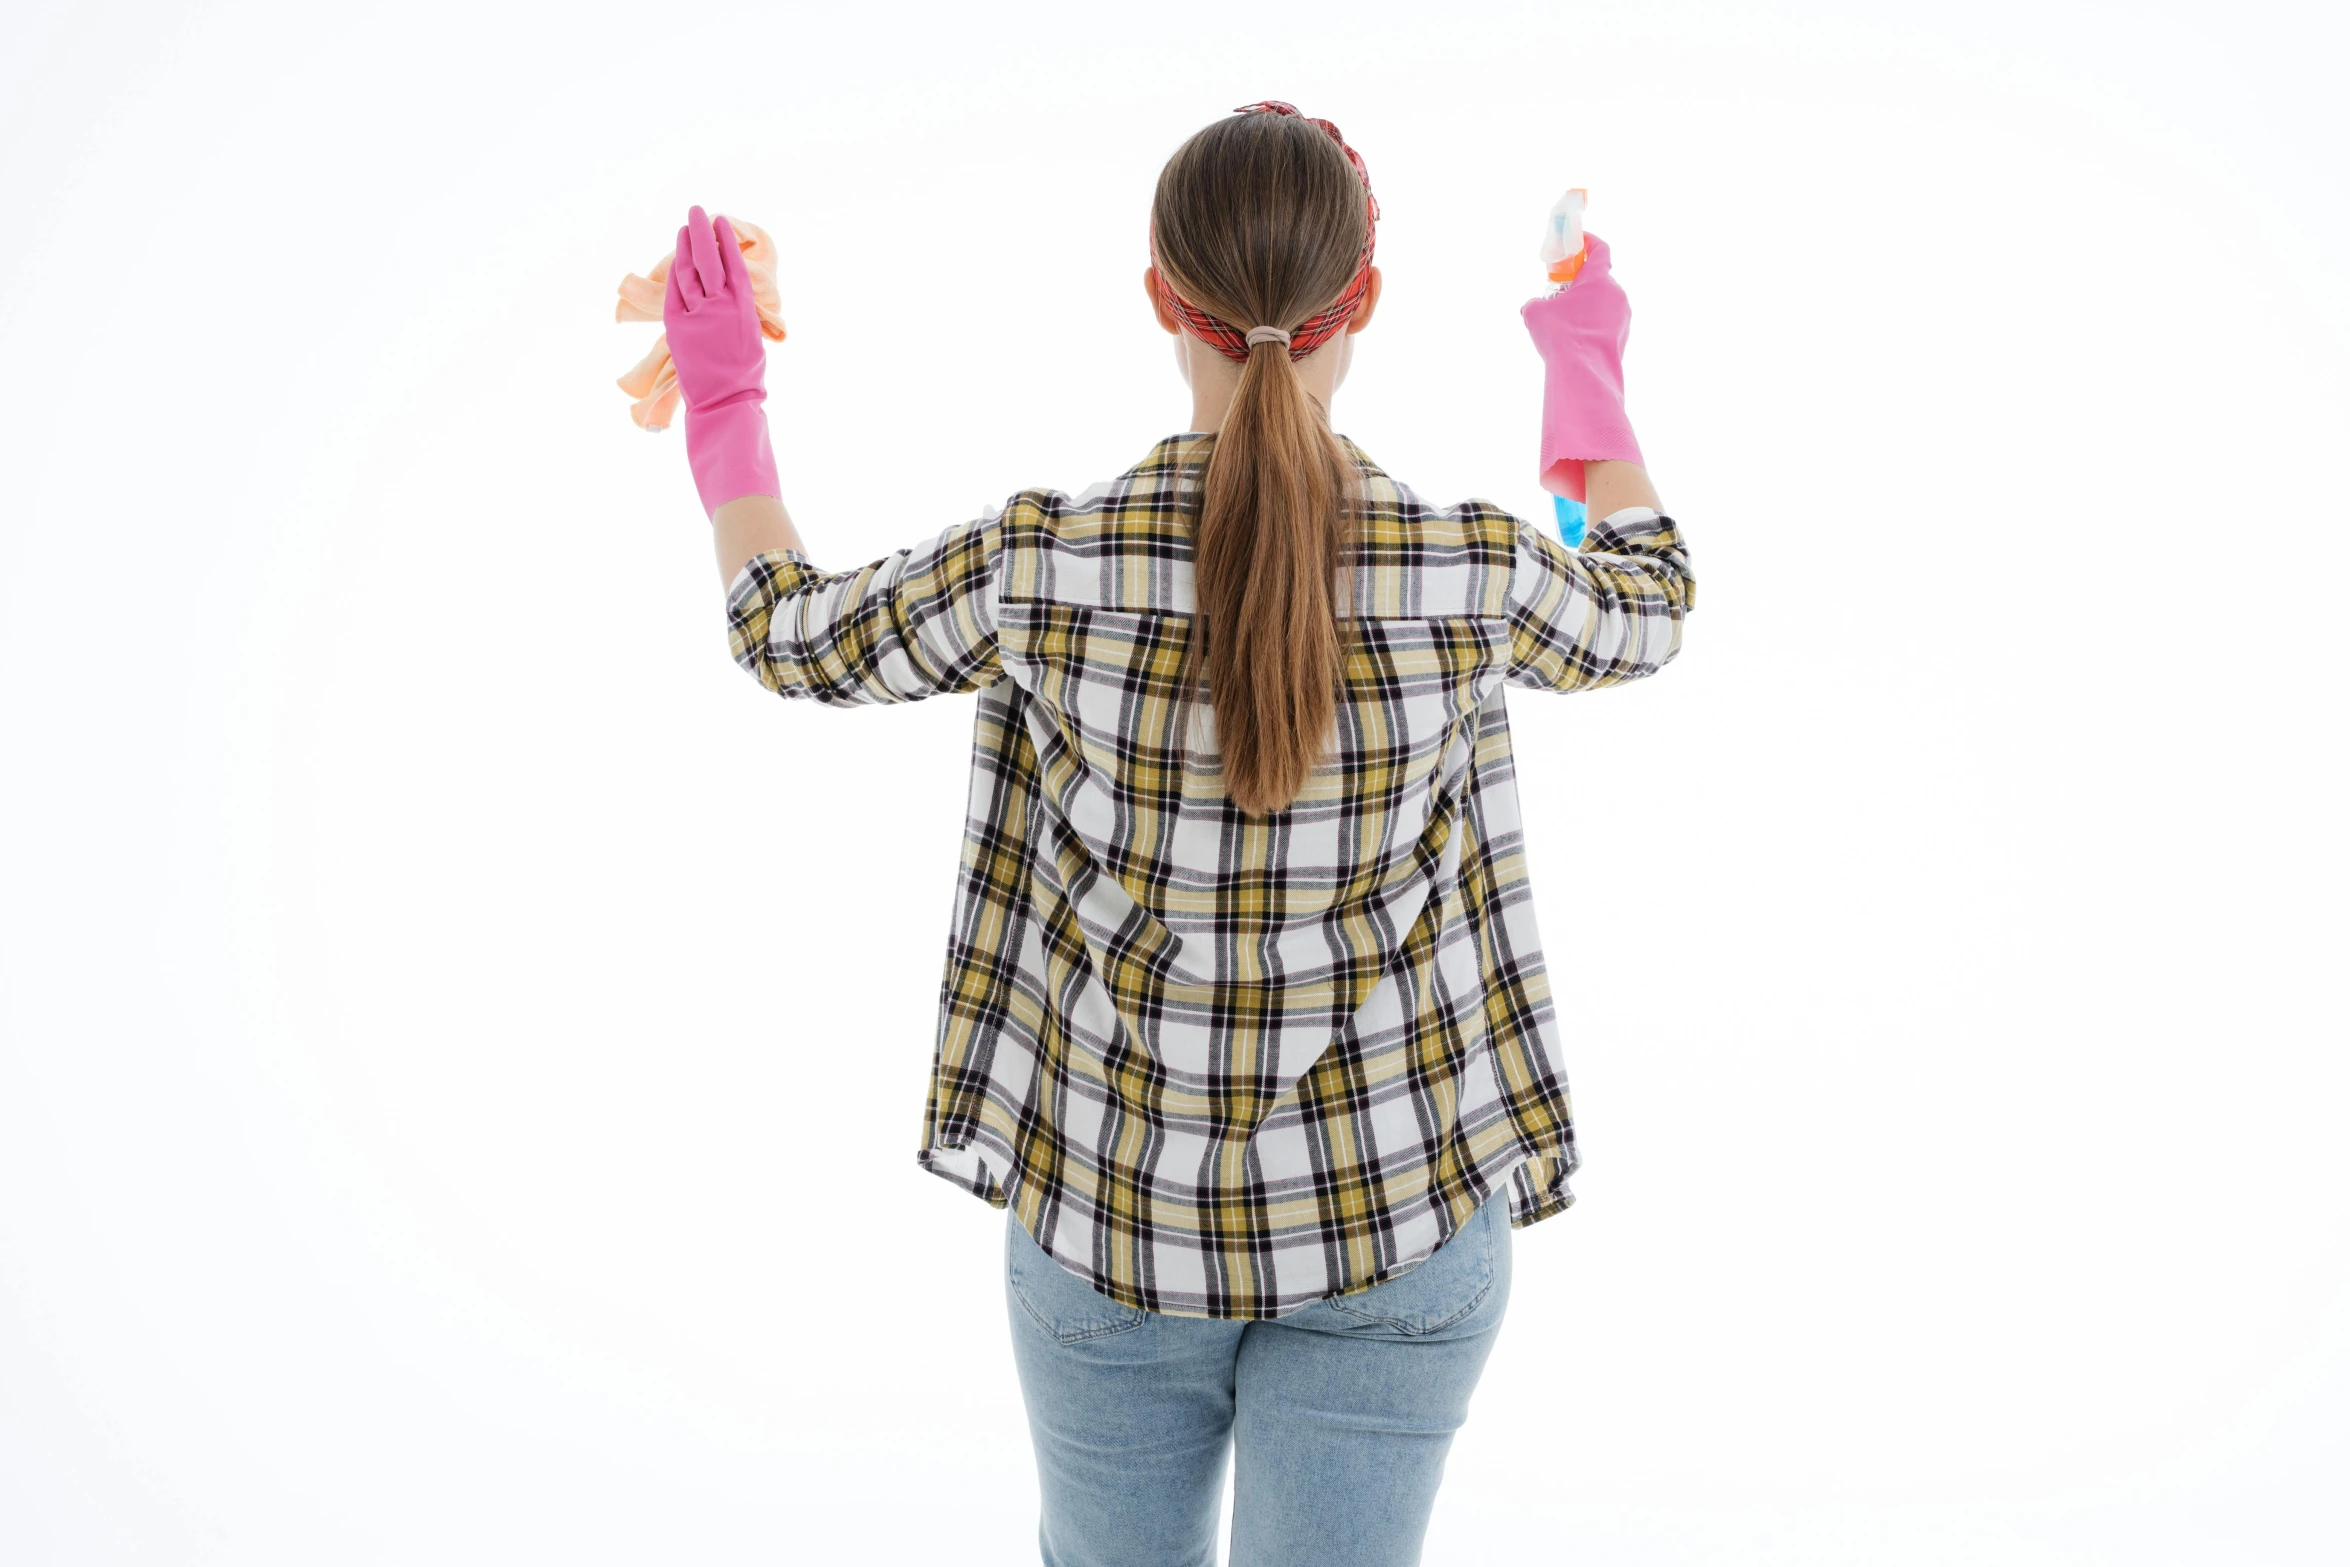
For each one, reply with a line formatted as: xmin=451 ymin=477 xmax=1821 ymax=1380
xmin=1540 ymin=187 xmax=1589 ymax=285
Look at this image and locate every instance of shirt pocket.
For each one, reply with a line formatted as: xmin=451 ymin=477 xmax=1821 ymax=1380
xmin=1006 ymin=1214 xmax=1149 ymax=1345
xmin=1324 ymin=1193 xmax=1507 ymax=1338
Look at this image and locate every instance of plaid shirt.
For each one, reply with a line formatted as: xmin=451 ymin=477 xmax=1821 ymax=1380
xmin=725 ymin=433 xmax=1694 ymax=1318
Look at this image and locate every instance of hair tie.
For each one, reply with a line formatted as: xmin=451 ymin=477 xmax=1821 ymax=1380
xmin=1244 ymin=325 xmax=1293 ymax=349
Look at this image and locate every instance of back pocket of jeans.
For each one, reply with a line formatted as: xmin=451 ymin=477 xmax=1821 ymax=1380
xmin=1006 ymin=1216 xmax=1148 ymax=1345
xmin=1325 ymin=1196 xmax=1501 ymax=1337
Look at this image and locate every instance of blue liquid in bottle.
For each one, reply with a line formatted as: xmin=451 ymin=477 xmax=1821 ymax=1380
xmin=1552 ymin=494 xmax=1587 ymax=547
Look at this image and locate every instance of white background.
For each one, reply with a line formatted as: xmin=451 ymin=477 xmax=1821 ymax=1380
xmin=3 ymin=1 xmax=2344 ymax=1561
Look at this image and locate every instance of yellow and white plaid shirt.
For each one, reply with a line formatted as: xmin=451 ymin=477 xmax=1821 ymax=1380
xmin=725 ymin=433 xmax=1694 ymax=1318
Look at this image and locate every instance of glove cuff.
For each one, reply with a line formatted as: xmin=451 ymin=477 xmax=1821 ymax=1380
xmin=684 ymin=395 xmax=780 ymax=519
xmin=1538 ymin=360 xmax=1642 ymax=502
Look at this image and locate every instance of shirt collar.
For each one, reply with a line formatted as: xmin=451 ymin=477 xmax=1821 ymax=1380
xmin=1133 ymin=431 xmax=1386 ymax=483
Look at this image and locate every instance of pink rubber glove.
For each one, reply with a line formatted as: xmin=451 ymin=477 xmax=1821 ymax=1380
xmin=663 ymin=205 xmax=780 ymax=518
xmin=1520 ymin=231 xmax=1643 ymax=505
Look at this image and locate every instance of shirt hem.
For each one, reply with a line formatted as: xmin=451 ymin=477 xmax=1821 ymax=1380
xmin=916 ymin=1130 xmax=1578 ymax=1319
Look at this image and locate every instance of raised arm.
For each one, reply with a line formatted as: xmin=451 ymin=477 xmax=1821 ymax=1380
xmin=713 ymin=492 xmax=808 ymax=586
xmin=1580 ymin=458 xmax=1661 ymax=527
xmin=1503 ymin=471 xmax=1694 ymax=693
xmin=1506 ymin=234 xmax=1692 ymax=689
xmin=724 ymin=512 xmax=1006 ymax=707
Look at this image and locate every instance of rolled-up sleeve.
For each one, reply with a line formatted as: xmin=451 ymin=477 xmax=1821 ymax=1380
xmin=725 ymin=511 xmax=1005 ymax=705
xmin=1505 ymin=506 xmax=1696 ymax=693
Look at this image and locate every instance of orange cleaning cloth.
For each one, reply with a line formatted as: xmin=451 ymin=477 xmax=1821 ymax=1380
xmin=614 ymin=215 xmax=786 ymax=432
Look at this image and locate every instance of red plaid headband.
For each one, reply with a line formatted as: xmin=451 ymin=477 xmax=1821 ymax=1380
xmin=1150 ymin=100 xmax=1381 ymax=365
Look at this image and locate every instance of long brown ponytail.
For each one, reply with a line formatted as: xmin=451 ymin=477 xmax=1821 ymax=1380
xmin=1150 ymin=111 xmax=1371 ymax=818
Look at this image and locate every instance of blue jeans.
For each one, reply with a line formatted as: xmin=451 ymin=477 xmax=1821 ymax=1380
xmin=1004 ymin=1190 xmax=1514 ymax=1567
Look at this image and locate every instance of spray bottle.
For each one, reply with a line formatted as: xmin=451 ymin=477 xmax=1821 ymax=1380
xmin=1538 ymin=187 xmax=1591 ymax=545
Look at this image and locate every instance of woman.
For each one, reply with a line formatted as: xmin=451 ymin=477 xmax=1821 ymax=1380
xmin=661 ymin=101 xmax=1693 ymax=1567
